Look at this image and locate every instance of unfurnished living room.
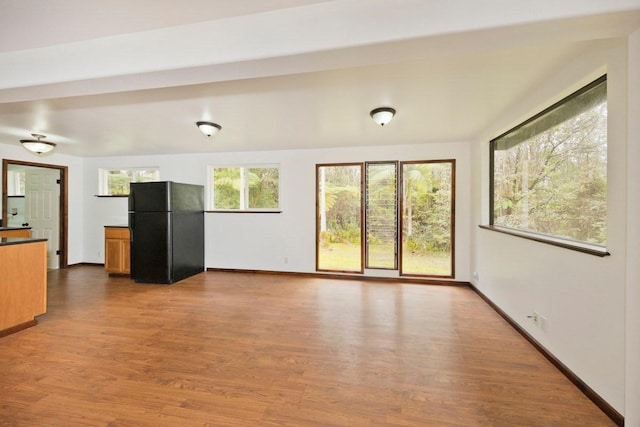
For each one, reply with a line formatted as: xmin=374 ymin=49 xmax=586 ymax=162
xmin=0 ymin=1 xmax=639 ymax=426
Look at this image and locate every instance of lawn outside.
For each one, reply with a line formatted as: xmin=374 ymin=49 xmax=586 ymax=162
xmin=318 ymin=242 xmax=451 ymax=276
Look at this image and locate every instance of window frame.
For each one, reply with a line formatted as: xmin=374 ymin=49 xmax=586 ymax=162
xmin=6 ymin=169 xmax=25 ymax=196
xmin=207 ymin=164 xmax=281 ymax=212
xmin=98 ymin=167 xmax=160 ymax=196
xmin=488 ymin=75 xmax=609 ymax=257
xmin=316 ymin=162 xmax=364 ymax=273
xmin=315 ymin=159 xmax=456 ymax=278
xmin=399 ymin=159 xmax=456 ymax=278
xmin=365 ymin=161 xmax=399 ymax=270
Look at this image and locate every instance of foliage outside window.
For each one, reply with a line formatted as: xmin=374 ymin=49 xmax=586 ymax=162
xmin=490 ymin=75 xmax=607 ymax=250
xmin=401 ymin=161 xmax=454 ymax=277
xmin=317 ymin=164 xmax=363 ymax=272
xmin=366 ymin=162 xmax=398 ymax=270
xmin=209 ymin=165 xmax=280 ymax=211
xmin=99 ymin=168 xmax=160 ymax=196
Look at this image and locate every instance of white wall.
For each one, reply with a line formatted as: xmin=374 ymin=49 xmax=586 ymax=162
xmin=471 ymin=39 xmax=628 ymax=412
xmin=0 ymin=143 xmax=84 ymax=264
xmin=82 ymin=141 xmax=471 ymax=281
xmin=625 ymin=28 xmax=640 ymax=427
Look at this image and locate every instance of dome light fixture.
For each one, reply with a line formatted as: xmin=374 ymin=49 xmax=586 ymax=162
xmin=20 ymin=133 xmax=56 ymax=155
xmin=370 ymin=107 xmax=396 ymax=126
xmin=196 ymin=121 xmax=222 ymax=137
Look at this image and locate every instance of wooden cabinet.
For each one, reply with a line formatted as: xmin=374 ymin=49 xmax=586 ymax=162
xmin=0 ymin=240 xmax=47 ymax=336
xmin=104 ymin=227 xmax=130 ymax=275
xmin=0 ymin=228 xmax=31 ymax=238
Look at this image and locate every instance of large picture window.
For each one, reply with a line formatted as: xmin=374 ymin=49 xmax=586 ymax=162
xmin=208 ymin=165 xmax=280 ymax=211
xmin=490 ymin=75 xmax=607 ymax=253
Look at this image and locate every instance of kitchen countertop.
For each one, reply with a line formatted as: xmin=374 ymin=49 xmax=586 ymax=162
xmin=0 ymin=237 xmax=47 ymax=246
xmin=104 ymin=225 xmax=128 ymax=228
xmin=0 ymin=226 xmax=32 ymax=231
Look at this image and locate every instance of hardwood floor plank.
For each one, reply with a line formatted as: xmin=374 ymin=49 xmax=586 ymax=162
xmin=0 ymin=266 xmax=616 ymax=426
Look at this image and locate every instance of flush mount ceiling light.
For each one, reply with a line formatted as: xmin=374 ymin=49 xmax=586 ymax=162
xmin=370 ymin=107 xmax=396 ymax=126
xmin=196 ymin=121 xmax=222 ymax=137
xmin=20 ymin=133 xmax=56 ymax=155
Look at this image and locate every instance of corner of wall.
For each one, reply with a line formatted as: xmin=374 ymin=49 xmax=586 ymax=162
xmin=625 ymin=26 xmax=640 ymax=427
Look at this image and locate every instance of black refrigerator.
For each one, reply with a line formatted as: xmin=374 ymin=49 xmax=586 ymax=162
xmin=128 ymin=181 xmax=205 ymax=284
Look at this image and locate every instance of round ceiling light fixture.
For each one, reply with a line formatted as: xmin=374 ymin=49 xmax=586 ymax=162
xmin=370 ymin=107 xmax=396 ymax=126
xmin=20 ymin=133 xmax=56 ymax=155
xmin=196 ymin=121 xmax=222 ymax=137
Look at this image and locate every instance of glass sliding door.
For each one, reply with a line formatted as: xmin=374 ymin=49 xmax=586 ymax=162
xmin=400 ymin=160 xmax=455 ymax=277
xmin=365 ymin=162 xmax=398 ymax=269
xmin=316 ymin=164 xmax=363 ymax=273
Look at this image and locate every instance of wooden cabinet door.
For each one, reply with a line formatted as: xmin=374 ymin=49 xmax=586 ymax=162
xmin=105 ymin=238 xmax=123 ymax=273
xmin=104 ymin=227 xmax=130 ymax=275
xmin=122 ymin=239 xmax=131 ymax=274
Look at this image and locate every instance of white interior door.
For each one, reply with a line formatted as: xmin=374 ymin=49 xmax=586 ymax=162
xmin=25 ymin=166 xmax=60 ymax=270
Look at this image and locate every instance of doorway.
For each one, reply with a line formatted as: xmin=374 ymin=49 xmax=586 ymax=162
xmin=316 ymin=160 xmax=455 ymax=278
xmin=2 ymin=159 xmax=68 ymax=269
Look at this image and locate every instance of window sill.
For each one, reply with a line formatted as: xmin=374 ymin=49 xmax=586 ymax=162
xmin=479 ymin=225 xmax=610 ymax=257
xmin=206 ymin=210 xmax=282 ymax=214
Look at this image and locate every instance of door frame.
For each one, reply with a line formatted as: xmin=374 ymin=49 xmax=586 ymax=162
xmin=2 ymin=159 xmax=68 ymax=268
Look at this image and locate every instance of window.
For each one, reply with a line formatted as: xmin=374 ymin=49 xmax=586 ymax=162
xmin=366 ymin=162 xmax=398 ymax=270
xmin=316 ymin=164 xmax=363 ymax=272
xmin=99 ymin=168 xmax=160 ymax=196
xmin=401 ymin=160 xmax=455 ymax=277
xmin=7 ymin=169 xmax=25 ymax=196
xmin=490 ymin=75 xmax=607 ymax=252
xmin=317 ymin=160 xmax=455 ymax=277
xmin=208 ymin=165 xmax=280 ymax=211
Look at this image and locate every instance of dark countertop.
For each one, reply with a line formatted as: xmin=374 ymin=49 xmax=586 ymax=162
xmin=104 ymin=225 xmax=129 ymax=228
xmin=0 ymin=227 xmax=32 ymax=231
xmin=0 ymin=237 xmax=47 ymax=246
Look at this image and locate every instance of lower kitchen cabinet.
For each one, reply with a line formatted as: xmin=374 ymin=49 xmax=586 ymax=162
xmin=104 ymin=226 xmax=130 ymax=275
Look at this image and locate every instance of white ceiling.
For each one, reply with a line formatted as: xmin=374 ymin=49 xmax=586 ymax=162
xmin=0 ymin=0 xmax=639 ymax=157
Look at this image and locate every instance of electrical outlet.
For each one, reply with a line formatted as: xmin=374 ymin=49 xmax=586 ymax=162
xmin=528 ymin=311 xmax=547 ymax=330
xmin=473 ymin=271 xmax=479 ymax=279
xmin=537 ymin=312 xmax=547 ymax=331
xmin=284 ymin=256 xmax=289 ymax=264
xmin=528 ymin=312 xmax=540 ymax=326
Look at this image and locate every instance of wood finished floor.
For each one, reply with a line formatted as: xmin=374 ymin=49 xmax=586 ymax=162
xmin=0 ymin=266 xmax=614 ymax=426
